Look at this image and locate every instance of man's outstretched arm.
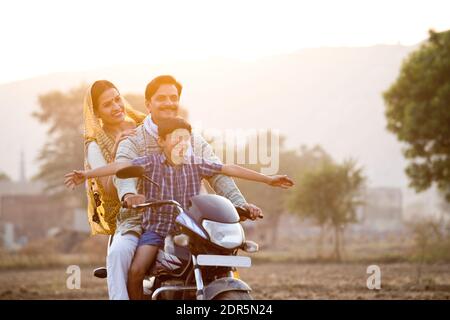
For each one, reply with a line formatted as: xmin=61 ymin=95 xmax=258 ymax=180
xmin=193 ymin=132 xmax=247 ymax=206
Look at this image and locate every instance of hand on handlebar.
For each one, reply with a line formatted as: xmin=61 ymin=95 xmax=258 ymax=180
xmin=122 ymin=193 xmax=146 ymax=209
xmin=241 ymin=203 xmax=264 ymax=220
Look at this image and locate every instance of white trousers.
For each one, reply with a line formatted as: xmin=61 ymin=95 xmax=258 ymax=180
xmin=106 ymin=232 xmax=139 ymax=300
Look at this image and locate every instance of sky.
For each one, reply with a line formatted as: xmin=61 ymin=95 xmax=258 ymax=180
xmin=0 ymin=0 xmax=449 ymax=84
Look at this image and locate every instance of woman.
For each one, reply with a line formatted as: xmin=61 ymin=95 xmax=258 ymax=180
xmin=68 ymin=80 xmax=146 ymax=235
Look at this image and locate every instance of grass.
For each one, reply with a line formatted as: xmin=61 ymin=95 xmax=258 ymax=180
xmin=0 ymin=252 xmax=105 ymax=270
xmin=1 ymin=235 xmax=448 ymax=270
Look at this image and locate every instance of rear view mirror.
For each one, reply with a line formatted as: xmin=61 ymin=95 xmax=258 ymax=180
xmin=116 ymin=165 xmax=145 ymax=179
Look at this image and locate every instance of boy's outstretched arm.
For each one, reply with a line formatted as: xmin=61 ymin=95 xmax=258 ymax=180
xmin=221 ymin=164 xmax=294 ymax=189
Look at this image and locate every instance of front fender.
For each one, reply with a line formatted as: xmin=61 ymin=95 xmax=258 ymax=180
xmin=203 ymin=277 xmax=252 ymax=300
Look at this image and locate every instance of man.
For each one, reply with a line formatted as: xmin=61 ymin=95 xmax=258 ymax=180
xmin=107 ymin=75 xmax=262 ymax=299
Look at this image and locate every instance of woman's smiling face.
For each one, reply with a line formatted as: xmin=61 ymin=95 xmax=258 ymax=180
xmin=95 ymin=88 xmax=125 ymax=126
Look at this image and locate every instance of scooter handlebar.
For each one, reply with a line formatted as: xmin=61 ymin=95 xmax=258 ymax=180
xmin=121 ymin=199 xmax=182 ymax=210
xmin=235 ymin=206 xmax=263 ymax=220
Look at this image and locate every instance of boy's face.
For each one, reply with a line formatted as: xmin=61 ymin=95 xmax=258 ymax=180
xmin=159 ymin=128 xmax=191 ymax=165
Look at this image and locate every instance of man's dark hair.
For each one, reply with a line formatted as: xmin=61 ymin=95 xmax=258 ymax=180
xmin=91 ymin=80 xmax=118 ymax=111
xmin=158 ymin=117 xmax=192 ymax=140
xmin=145 ymin=75 xmax=182 ymax=101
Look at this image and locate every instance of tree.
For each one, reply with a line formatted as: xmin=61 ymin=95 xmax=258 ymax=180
xmin=408 ymin=217 xmax=450 ymax=283
xmin=123 ymin=94 xmax=147 ymax=114
xmin=0 ymin=172 xmax=11 ymax=182
xmin=383 ymin=29 xmax=450 ymax=201
xmin=32 ymin=84 xmax=87 ymax=206
xmin=233 ymin=136 xmax=332 ymax=247
xmin=289 ymin=159 xmax=365 ymax=261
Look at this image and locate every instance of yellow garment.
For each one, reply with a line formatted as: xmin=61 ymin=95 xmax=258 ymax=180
xmin=83 ymin=84 xmax=146 ymax=235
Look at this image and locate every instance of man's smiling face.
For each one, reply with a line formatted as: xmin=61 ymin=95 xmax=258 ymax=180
xmin=147 ymin=84 xmax=180 ymax=125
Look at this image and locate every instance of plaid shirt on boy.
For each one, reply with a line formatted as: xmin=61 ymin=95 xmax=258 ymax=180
xmin=132 ymin=153 xmax=223 ymax=236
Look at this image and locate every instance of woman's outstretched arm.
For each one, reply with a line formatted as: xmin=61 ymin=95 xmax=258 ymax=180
xmin=85 ymin=141 xmax=117 ymax=195
xmin=65 ymin=142 xmax=130 ymax=193
xmin=64 ymin=159 xmax=132 ymax=190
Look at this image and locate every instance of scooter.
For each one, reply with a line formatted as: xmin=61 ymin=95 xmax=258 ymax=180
xmin=95 ymin=165 xmax=260 ymax=300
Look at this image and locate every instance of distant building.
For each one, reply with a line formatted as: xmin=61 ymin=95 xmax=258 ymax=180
xmin=0 ymin=151 xmax=89 ymax=250
xmin=0 ymin=193 xmax=73 ymax=247
xmin=0 ymin=155 xmax=88 ymax=250
xmin=403 ymin=186 xmax=448 ymax=221
xmin=0 ymin=180 xmax=45 ymax=196
xmin=356 ymin=187 xmax=404 ymax=232
xmin=2 ymin=223 xmax=17 ymax=250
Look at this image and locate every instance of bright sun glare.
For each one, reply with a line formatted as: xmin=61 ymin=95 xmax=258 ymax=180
xmin=1 ymin=0 xmax=449 ymax=84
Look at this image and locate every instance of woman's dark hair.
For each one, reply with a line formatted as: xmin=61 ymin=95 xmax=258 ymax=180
xmin=145 ymin=75 xmax=182 ymax=101
xmin=91 ymin=80 xmax=118 ymax=111
xmin=158 ymin=117 xmax=192 ymax=140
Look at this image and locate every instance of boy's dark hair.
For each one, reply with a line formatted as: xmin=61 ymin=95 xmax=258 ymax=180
xmin=158 ymin=117 xmax=192 ymax=140
xmin=145 ymin=75 xmax=182 ymax=101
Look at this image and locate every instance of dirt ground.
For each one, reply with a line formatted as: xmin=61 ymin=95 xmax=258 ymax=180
xmin=1 ymin=262 xmax=449 ymax=300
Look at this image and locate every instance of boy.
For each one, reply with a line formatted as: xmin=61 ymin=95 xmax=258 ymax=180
xmin=65 ymin=117 xmax=294 ymax=299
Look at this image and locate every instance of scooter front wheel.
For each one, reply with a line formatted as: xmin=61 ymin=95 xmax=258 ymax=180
xmin=213 ymin=290 xmax=253 ymax=300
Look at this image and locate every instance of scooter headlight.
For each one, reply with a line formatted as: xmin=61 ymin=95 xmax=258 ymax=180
xmin=202 ymin=220 xmax=245 ymax=249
